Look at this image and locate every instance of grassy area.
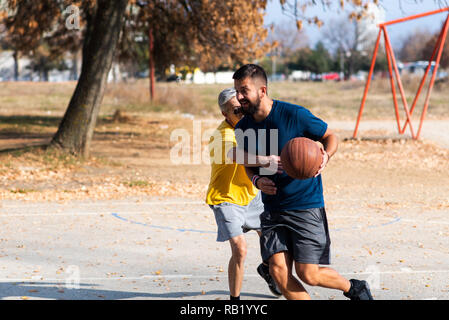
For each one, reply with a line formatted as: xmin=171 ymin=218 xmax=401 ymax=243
xmin=0 ymin=78 xmax=447 ymax=157
xmin=1 ymin=78 xmax=447 ymax=124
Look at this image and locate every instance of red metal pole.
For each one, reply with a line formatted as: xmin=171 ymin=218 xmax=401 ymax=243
xmin=382 ymin=26 xmax=402 ymax=134
xmin=400 ymin=17 xmax=446 ymax=134
xmin=383 ymin=28 xmax=416 ymax=139
xmin=149 ymin=27 xmax=155 ymax=101
xmin=353 ymin=28 xmax=382 ymax=139
xmin=379 ymin=7 xmax=449 ymax=27
xmin=353 ymin=7 xmax=449 ymax=140
xmin=416 ymin=13 xmax=449 ymax=139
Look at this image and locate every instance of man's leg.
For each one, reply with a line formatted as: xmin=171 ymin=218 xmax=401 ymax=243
xmin=295 ymin=263 xmax=351 ymax=292
xmin=295 ymin=263 xmax=373 ymax=300
xmin=228 ymin=235 xmax=247 ymax=298
xmin=269 ymin=251 xmax=310 ymax=300
xmin=254 ymin=230 xmax=282 ymax=297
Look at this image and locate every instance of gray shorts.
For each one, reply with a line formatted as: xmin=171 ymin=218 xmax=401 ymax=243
xmin=209 ymin=192 xmax=264 ymax=242
xmin=259 ymin=208 xmax=331 ymax=265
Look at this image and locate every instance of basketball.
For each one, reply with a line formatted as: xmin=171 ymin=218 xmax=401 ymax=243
xmin=281 ymin=137 xmax=323 ymax=180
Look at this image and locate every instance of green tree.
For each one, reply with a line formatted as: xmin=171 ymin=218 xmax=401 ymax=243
xmin=422 ymin=31 xmax=449 ymax=69
xmin=308 ymin=42 xmax=333 ymax=74
xmin=287 ymin=42 xmax=334 ymax=74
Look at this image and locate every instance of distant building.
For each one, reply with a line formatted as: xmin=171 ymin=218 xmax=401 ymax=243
xmin=185 ymin=69 xmax=234 ymax=84
xmin=398 ymin=60 xmax=448 ymax=79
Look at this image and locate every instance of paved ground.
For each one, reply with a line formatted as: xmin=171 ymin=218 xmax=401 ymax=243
xmin=0 ymin=197 xmax=448 ymax=300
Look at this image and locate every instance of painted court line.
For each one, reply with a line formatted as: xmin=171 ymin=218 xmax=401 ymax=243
xmin=0 ymin=211 xmax=405 ymax=233
xmin=1 ymin=201 xmax=206 ymax=209
xmin=1 ymin=269 xmax=449 ymax=283
xmin=110 ymin=212 xmax=402 ymax=233
xmin=0 ymin=212 xmax=402 ymax=220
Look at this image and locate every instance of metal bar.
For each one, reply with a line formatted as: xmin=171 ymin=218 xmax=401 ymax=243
xmin=380 ymin=7 xmax=449 ymax=27
xmin=353 ymin=28 xmax=382 ymax=139
xmin=383 ymin=28 xmax=416 ymax=139
xmin=382 ymin=26 xmax=402 ymax=134
xmin=400 ymin=16 xmax=446 ymax=134
xmin=416 ymin=13 xmax=449 ymax=139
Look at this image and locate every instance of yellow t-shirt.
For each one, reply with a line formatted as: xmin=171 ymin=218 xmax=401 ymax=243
xmin=205 ymin=120 xmax=258 ymax=206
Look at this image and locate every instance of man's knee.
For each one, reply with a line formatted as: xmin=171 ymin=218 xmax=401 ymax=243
xmin=297 ymin=265 xmax=320 ymax=287
xmin=269 ymin=258 xmax=288 ymax=283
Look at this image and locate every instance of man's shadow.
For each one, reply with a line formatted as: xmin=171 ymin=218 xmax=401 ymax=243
xmin=0 ymin=281 xmax=278 ymax=300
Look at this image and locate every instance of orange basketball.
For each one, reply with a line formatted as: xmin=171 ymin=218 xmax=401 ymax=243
xmin=281 ymin=137 xmax=323 ymax=180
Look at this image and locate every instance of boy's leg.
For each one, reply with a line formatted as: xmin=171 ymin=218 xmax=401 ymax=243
xmin=228 ymin=235 xmax=247 ymax=298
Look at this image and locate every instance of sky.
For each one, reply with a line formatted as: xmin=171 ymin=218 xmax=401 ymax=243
xmin=264 ymin=0 xmax=449 ymax=47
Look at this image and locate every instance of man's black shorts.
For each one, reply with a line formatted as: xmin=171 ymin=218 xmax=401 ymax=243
xmin=259 ymin=207 xmax=331 ymax=265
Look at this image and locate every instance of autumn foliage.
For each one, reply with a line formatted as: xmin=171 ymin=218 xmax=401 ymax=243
xmin=0 ymin=0 xmax=384 ymax=73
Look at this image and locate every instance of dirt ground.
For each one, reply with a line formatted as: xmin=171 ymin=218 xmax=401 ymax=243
xmin=1 ymin=113 xmax=448 ymax=213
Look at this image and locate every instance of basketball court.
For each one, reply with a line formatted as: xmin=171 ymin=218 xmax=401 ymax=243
xmin=0 ymin=194 xmax=448 ymax=300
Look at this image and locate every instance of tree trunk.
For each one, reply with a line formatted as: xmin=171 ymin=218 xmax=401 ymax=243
xmin=149 ymin=27 xmax=155 ymax=101
xmin=13 ymin=51 xmax=19 ymax=81
xmin=51 ymin=0 xmax=128 ymax=157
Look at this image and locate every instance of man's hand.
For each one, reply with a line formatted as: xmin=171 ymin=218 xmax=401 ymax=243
xmin=260 ymin=155 xmax=283 ymax=174
xmin=256 ymin=177 xmax=277 ymax=195
xmin=314 ymin=146 xmax=329 ymax=177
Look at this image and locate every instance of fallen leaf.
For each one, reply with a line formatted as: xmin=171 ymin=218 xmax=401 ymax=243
xmin=362 ymin=246 xmax=372 ymax=255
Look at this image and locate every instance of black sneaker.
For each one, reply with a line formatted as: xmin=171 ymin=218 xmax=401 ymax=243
xmin=257 ymin=263 xmax=282 ymax=297
xmin=343 ymin=279 xmax=374 ymax=300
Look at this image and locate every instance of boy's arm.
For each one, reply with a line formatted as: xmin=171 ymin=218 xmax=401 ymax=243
xmin=245 ymin=166 xmax=277 ymax=195
xmin=227 ymin=147 xmax=283 ymax=173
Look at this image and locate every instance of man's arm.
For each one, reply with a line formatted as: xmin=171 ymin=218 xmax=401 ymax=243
xmin=320 ymin=127 xmax=338 ymax=159
xmin=314 ymin=127 xmax=338 ymax=177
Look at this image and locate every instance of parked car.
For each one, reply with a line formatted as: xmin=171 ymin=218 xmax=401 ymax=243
xmin=322 ymin=72 xmax=340 ymax=81
xmin=269 ymin=73 xmax=285 ymax=82
xmin=310 ymin=73 xmax=322 ymax=81
xmin=289 ymin=70 xmax=311 ymax=81
xmin=166 ymin=74 xmax=181 ymax=82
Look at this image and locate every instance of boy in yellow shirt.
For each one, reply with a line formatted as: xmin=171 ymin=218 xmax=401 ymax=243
xmin=206 ymin=88 xmax=281 ymax=300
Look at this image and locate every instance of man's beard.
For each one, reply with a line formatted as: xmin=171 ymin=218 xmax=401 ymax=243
xmin=240 ymin=96 xmax=261 ymax=116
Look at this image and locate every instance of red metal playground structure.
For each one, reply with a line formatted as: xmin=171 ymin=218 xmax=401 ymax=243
xmin=353 ymin=7 xmax=449 ymax=140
